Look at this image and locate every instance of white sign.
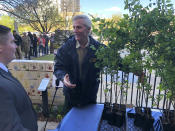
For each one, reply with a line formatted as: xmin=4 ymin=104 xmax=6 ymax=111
xmin=38 ymin=78 xmax=50 ymax=91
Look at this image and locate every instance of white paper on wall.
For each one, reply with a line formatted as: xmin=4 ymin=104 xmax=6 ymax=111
xmin=38 ymin=78 xmax=50 ymax=91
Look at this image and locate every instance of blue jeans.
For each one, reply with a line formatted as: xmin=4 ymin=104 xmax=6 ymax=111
xmin=38 ymin=45 xmax=44 ymax=56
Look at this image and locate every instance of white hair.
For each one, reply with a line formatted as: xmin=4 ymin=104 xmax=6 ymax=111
xmin=72 ymin=15 xmax=92 ymax=29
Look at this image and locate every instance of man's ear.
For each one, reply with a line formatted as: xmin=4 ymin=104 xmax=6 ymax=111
xmin=88 ymin=27 xmax=91 ymax=31
xmin=88 ymin=27 xmax=91 ymax=34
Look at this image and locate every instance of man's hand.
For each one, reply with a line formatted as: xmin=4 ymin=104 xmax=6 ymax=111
xmin=63 ymin=74 xmax=76 ymax=88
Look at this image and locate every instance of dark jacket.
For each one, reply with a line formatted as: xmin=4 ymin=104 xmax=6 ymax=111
xmin=33 ymin=36 xmax=38 ymax=47
xmin=28 ymin=32 xmax=34 ymax=47
xmin=0 ymin=68 xmax=38 ymax=131
xmin=44 ymin=35 xmax=49 ymax=46
xmin=13 ymin=34 xmax=22 ymax=46
xmin=54 ymin=36 xmax=102 ymax=106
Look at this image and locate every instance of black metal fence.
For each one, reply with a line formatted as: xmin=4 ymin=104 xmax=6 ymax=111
xmin=97 ymin=70 xmax=172 ymax=110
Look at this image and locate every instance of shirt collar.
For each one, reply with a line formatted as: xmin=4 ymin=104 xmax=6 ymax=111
xmin=0 ymin=62 xmax=8 ymax=72
xmin=76 ymin=37 xmax=90 ymax=48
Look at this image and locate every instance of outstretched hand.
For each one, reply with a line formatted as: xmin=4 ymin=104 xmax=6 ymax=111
xmin=63 ymin=74 xmax=76 ymax=88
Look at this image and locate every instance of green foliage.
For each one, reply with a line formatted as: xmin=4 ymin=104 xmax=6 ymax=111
xmin=0 ymin=15 xmax=36 ymax=34
xmin=32 ymin=54 xmax=54 ymax=61
xmin=92 ymin=0 xmax=175 ymax=107
xmin=104 ymin=88 xmax=109 ymax=94
xmin=125 ymin=0 xmax=175 ymax=106
xmin=0 ymin=15 xmax=14 ymax=30
xmin=0 ymin=0 xmax=61 ymax=33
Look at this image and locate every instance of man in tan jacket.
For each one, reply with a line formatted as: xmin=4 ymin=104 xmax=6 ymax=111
xmin=22 ymin=32 xmax=31 ymax=59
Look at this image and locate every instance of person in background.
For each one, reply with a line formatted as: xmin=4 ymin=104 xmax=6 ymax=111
xmin=13 ymin=30 xmax=22 ymax=59
xmin=0 ymin=25 xmax=38 ymax=131
xmin=22 ymin=32 xmax=31 ymax=59
xmin=28 ymin=32 xmax=34 ymax=59
xmin=33 ymin=34 xmax=38 ymax=57
xmin=49 ymin=33 xmax=55 ymax=54
xmin=54 ymin=15 xmax=103 ymax=113
xmin=38 ymin=34 xmax=45 ymax=56
xmin=43 ymin=32 xmax=49 ymax=55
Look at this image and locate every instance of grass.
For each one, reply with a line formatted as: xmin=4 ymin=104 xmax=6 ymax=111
xmin=32 ymin=54 xmax=55 ymax=61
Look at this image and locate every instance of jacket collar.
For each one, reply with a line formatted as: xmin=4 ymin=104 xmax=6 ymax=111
xmin=0 ymin=62 xmax=8 ymax=72
xmin=0 ymin=68 xmax=22 ymax=87
xmin=76 ymin=37 xmax=90 ymax=48
xmin=68 ymin=36 xmax=97 ymax=48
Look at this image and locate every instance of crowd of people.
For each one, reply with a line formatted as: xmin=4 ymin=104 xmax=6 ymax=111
xmin=13 ymin=31 xmax=55 ymax=60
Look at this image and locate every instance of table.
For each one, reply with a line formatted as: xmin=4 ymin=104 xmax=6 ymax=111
xmin=48 ymin=104 xmax=104 ymax=131
xmin=48 ymin=106 xmax=163 ymax=131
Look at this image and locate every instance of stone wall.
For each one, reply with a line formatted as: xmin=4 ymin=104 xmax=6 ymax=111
xmin=8 ymin=60 xmax=64 ymax=105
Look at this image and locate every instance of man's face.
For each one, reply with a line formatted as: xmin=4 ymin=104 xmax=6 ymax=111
xmin=0 ymin=32 xmax=17 ymax=64
xmin=73 ymin=19 xmax=90 ymax=42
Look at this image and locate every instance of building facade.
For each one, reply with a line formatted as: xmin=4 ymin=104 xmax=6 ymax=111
xmin=61 ymin=0 xmax=80 ymax=12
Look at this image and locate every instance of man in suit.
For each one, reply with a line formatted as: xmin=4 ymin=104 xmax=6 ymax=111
xmin=0 ymin=25 xmax=38 ymax=131
xmin=54 ymin=15 xmax=102 ymax=113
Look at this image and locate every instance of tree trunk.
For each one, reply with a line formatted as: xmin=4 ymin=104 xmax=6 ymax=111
xmin=14 ymin=20 xmax=19 ymax=33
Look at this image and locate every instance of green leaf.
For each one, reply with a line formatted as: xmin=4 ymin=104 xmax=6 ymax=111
xmin=166 ymin=4 xmax=173 ymax=7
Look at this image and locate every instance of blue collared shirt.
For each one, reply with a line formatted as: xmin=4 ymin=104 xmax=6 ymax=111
xmin=0 ymin=62 xmax=8 ymax=72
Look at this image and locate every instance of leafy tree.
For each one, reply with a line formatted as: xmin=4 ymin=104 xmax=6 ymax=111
xmin=91 ymin=15 xmax=131 ymax=105
xmin=92 ymin=0 xmax=175 ymax=115
xmin=0 ymin=0 xmax=61 ymax=33
xmin=0 ymin=15 xmax=36 ymax=33
xmin=123 ymin=0 xmax=175 ymax=125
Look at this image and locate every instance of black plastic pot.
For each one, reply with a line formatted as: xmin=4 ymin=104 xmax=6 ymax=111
xmin=112 ymin=111 xmax=125 ymax=127
xmin=160 ymin=111 xmax=175 ymax=131
xmin=107 ymin=103 xmax=126 ymax=128
xmin=144 ymin=107 xmax=151 ymax=116
xmin=142 ymin=115 xmax=154 ymax=131
xmin=128 ymin=106 xmax=142 ymax=119
xmin=113 ymin=103 xmax=126 ymax=112
xmin=134 ymin=107 xmax=154 ymax=130
xmin=134 ymin=113 xmax=145 ymax=128
xmin=134 ymin=107 xmax=144 ymax=128
xmin=143 ymin=108 xmax=154 ymax=130
xmin=106 ymin=111 xmax=115 ymax=125
xmin=163 ymin=109 xmax=174 ymax=120
xmin=102 ymin=102 xmax=111 ymax=120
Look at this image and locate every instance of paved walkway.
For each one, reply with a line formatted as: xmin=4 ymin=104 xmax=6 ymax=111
xmin=38 ymin=121 xmax=58 ymax=131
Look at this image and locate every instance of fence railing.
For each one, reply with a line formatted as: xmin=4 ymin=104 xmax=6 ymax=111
xmin=97 ymin=70 xmax=172 ymax=110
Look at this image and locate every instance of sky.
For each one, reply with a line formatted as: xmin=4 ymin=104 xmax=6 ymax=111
xmin=80 ymin=0 xmax=175 ymax=18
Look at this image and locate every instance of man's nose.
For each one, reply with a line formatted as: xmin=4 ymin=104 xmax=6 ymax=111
xmin=73 ymin=27 xmax=78 ymax=33
xmin=73 ymin=29 xmax=77 ymax=33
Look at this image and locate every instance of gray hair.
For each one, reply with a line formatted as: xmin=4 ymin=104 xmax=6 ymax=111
xmin=72 ymin=15 xmax=92 ymax=29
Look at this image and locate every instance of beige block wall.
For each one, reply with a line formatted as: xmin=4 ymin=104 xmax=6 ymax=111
xmin=8 ymin=60 xmax=64 ymax=105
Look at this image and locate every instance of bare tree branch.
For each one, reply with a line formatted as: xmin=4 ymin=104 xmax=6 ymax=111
xmin=0 ymin=0 xmax=61 ymax=32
